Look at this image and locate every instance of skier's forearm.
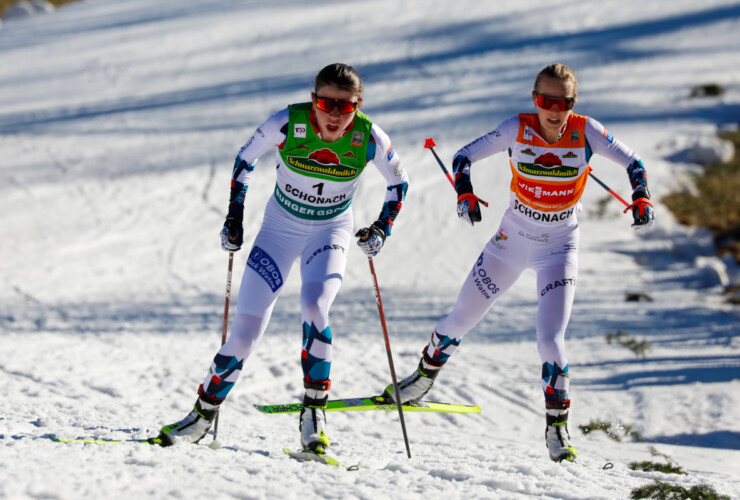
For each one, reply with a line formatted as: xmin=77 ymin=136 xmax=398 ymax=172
xmin=373 ymin=181 xmax=407 ymax=236
xmin=626 ymin=159 xmax=649 ymax=198
xmin=226 ymin=157 xmax=252 ymax=220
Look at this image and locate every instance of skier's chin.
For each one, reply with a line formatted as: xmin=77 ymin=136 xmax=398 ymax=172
xmin=322 ymin=125 xmax=341 ymax=141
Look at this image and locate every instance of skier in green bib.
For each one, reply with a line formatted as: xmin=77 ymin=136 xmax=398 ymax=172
xmin=156 ymin=63 xmax=409 ymax=452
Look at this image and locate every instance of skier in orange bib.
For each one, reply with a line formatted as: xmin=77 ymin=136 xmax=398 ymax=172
xmin=386 ymin=63 xmax=654 ymax=463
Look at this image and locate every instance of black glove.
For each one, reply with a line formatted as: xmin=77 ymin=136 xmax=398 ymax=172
xmin=220 ymin=217 xmax=243 ymax=251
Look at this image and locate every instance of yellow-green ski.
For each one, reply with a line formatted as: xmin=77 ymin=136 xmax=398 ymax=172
xmin=256 ymin=395 xmax=481 ymax=414
xmin=48 ymin=436 xmax=161 ymax=445
xmin=283 ymin=448 xmax=358 ymax=470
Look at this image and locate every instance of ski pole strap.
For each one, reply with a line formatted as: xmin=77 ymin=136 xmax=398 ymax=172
xmin=623 ymin=197 xmax=652 ymax=215
xmin=457 ymin=192 xmax=489 ymax=208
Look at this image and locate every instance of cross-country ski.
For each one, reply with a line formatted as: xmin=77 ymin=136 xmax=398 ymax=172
xmin=255 ymin=396 xmax=481 ymax=414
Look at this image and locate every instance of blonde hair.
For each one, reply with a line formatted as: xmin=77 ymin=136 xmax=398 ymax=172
xmin=534 ymin=63 xmax=578 ymax=94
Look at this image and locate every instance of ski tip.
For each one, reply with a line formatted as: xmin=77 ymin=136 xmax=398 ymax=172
xmin=284 ymin=448 xmax=339 ymax=466
xmin=48 ymin=435 xmax=163 ymax=445
xmin=254 ymin=403 xmax=303 ymax=414
xmin=424 ymin=138 xmax=437 ymax=149
xmin=48 ymin=436 xmax=122 ymax=444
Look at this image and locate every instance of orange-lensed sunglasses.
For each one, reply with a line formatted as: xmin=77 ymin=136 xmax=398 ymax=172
xmin=313 ymin=94 xmax=359 ymax=114
xmin=533 ymin=91 xmax=575 ymax=111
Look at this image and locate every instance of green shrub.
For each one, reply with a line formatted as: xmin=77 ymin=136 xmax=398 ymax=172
xmin=578 ymin=419 xmax=645 ymax=442
xmin=689 ymin=84 xmax=726 ymax=97
xmin=1 ymin=0 xmax=80 ymax=18
xmin=629 ymin=461 xmax=686 ymax=475
xmin=588 ymin=195 xmax=620 ymax=219
xmin=662 ymin=130 xmax=740 ymax=267
xmin=606 ymin=330 xmax=651 ymax=357
xmin=631 ymin=480 xmax=730 ymax=500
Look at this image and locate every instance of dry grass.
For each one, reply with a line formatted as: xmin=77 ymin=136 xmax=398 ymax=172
xmin=662 ymin=130 xmax=740 ymax=265
xmin=1 ymin=0 xmax=80 ymax=18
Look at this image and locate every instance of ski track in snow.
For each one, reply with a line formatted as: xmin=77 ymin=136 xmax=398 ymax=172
xmin=1 ymin=1 xmax=740 ymax=499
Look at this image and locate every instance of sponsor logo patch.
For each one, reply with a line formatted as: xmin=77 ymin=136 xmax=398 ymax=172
xmin=519 ymin=231 xmax=550 ymax=243
xmin=517 ymin=162 xmax=579 ymax=178
xmin=540 ymin=277 xmax=576 ymax=296
xmin=294 ymin=124 xmax=307 ymax=139
xmin=351 ymin=131 xmax=364 ymax=146
xmin=285 ymin=148 xmax=360 ymax=181
xmin=513 ymin=199 xmax=575 ymax=222
xmin=306 ymin=244 xmax=346 ymax=264
xmin=517 ymin=177 xmax=578 ymax=202
xmin=471 ymin=253 xmax=500 ymax=299
xmin=247 ymin=246 xmax=283 ymax=292
xmin=602 ymin=128 xmax=615 ymax=143
xmin=274 ymin=185 xmax=352 ymax=220
xmin=241 ymin=136 xmax=255 ymax=152
xmin=550 ymin=243 xmax=577 ymax=256
xmin=521 ymin=147 xmax=536 ymax=156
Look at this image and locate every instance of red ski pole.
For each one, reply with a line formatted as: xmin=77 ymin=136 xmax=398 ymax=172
xmin=366 ymin=255 xmax=412 ymax=458
xmin=358 ymin=227 xmax=411 ymax=458
xmin=212 ymin=251 xmax=234 ymax=442
xmin=424 ymin=138 xmax=455 ymax=188
xmin=587 ymin=167 xmax=631 ymax=210
xmin=424 ymin=137 xmax=488 ymax=211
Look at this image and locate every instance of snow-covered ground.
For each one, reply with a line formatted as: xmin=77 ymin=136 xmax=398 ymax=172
xmin=1 ymin=1 xmax=739 ymax=498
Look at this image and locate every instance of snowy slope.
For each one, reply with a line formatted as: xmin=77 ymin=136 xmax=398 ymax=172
xmin=1 ymin=1 xmax=739 ymax=499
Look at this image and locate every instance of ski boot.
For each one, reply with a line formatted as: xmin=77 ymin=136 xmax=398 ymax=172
xmin=545 ymin=400 xmax=577 ymax=462
xmin=299 ymin=383 xmax=330 ymax=452
xmin=157 ymin=394 xmax=220 ymax=447
xmin=383 ymin=356 xmax=441 ymax=405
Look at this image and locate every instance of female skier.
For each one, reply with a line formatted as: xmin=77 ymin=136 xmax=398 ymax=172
xmin=385 ymin=63 xmax=654 ymax=462
xmin=157 ymin=63 xmax=408 ymax=453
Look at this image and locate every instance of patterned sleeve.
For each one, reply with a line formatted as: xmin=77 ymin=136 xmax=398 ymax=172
xmin=226 ymin=108 xmax=289 ymax=220
xmin=367 ymin=123 xmax=409 ymax=237
xmin=452 ymin=116 xmax=519 ymax=196
xmin=585 ymin=117 xmax=649 ymax=198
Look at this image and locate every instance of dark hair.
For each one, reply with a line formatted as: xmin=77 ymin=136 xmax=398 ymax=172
xmin=534 ymin=63 xmax=578 ymax=94
xmin=314 ymin=63 xmax=364 ymax=96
